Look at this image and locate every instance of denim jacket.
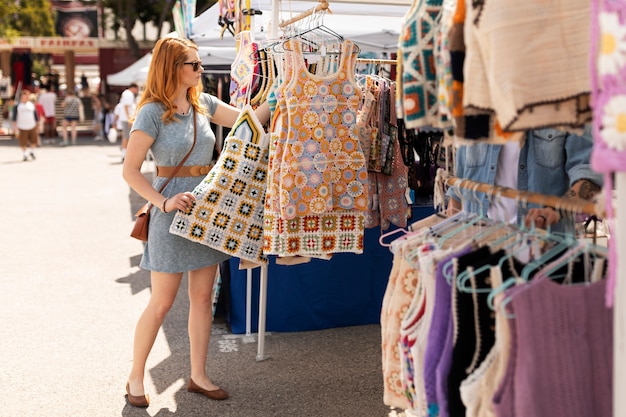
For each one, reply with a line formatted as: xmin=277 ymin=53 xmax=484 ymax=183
xmin=447 ymin=126 xmax=603 ymax=232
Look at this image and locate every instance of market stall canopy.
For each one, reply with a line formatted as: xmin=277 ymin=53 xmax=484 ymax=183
xmin=106 ymin=52 xmax=152 ymax=86
xmin=109 ymin=0 xmax=409 ymax=86
xmin=106 ymin=46 xmax=237 ymax=86
xmin=190 ymin=0 xmax=408 ymax=52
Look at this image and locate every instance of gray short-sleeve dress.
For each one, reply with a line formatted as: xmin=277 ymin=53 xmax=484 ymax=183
xmin=131 ymin=93 xmax=231 ymax=272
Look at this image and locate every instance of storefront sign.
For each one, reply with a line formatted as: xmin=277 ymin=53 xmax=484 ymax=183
xmin=36 ymin=38 xmax=98 ymax=50
xmin=0 ymin=37 xmax=98 ymax=51
xmin=0 ymin=38 xmax=34 ymax=49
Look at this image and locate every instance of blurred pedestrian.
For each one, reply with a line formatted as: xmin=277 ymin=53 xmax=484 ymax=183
xmin=30 ymin=93 xmax=44 ymax=146
xmin=38 ymin=87 xmax=58 ymax=143
xmin=91 ymin=94 xmax=104 ymax=141
xmin=111 ymin=101 xmax=124 ymax=145
xmin=118 ymin=82 xmax=139 ymax=161
xmin=121 ymin=36 xmax=270 ymax=408
xmin=99 ymin=94 xmax=110 ymax=139
xmin=2 ymin=98 xmax=15 ymax=136
xmin=104 ymin=99 xmax=117 ymax=142
xmin=12 ymin=90 xmax=39 ymax=161
xmin=80 ymin=73 xmax=89 ymax=94
xmin=61 ymin=90 xmax=81 ymax=146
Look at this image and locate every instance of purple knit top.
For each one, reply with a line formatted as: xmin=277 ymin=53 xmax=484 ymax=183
xmin=492 ymin=278 xmax=613 ymax=417
xmin=423 ymin=245 xmax=472 ymax=417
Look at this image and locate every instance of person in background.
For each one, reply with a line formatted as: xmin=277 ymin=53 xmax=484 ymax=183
xmin=2 ymin=98 xmax=15 ymax=136
xmin=30 ymin=93 xmax=44 ymax=146
xmin=60 ymin=90 xmax=81 ymax=146
xmin=12 ymin=90 xmax=39 ymax=161
xmin=38 ymin=87 xmax=57 ymax=144
xmin=118 ymin=82 xmax=139 ymax=161
xmin=122 ymin=36 xmax=270 ymax=408
xmin=91 ymin=94 xmax=104 ymax=141
xmin=111 ymin=100 xmax=125 ymax=146
xmin=447 ymin=126 xmax=603 ymax=234
xmin=80 ymin=73 xmax=89 ymax=94
xmin=103 ymin=98 xmax=116 ymax=142
xmin=99 ymin=94 xmax=110 ymax=140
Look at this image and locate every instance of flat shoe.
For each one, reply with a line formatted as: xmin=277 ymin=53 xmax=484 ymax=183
xmin=188 ymin=378 xmax=229 ymax=400
xmin=125 ymin=382 xmax=149 ymax=407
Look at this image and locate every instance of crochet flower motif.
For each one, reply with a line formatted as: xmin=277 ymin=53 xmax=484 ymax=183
xmin=598 ymin=12 xmax=626 ymax=76
xmin=601 ymin=94 xmax=626 ymax=151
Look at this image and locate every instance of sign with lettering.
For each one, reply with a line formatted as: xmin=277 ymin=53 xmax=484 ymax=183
xmin=0 ymin=38 xmax=35 ymax=49
xmin=0 ymin=37 xmax=98 ymax=51
xmin=36 ymin=38 xmax=98 ymax=50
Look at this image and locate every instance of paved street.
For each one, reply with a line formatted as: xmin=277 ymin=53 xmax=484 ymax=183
xmin=0 ymin=137 xmax=397 ymax=417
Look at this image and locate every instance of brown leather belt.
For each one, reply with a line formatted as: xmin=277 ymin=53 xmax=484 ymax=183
xmin=156 ymin=165 xmax=212 ymax=177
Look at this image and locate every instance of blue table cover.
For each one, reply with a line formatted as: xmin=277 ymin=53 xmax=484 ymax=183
xmin=227 ymin=206 xmax=434 ymax=333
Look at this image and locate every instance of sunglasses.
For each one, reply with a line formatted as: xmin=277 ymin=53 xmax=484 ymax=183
xmin=183 ymin=60 xmax=203 ymax=71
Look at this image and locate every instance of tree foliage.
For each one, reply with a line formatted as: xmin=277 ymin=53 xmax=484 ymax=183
xmin=102 ymin=0 xmax=215 ymax=58
xmin=0 ymin=0 xmax=56 ymax=38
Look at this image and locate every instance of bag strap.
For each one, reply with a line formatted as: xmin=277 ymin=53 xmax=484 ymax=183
xmin=148 ymin=109 xmax=197 ymax=209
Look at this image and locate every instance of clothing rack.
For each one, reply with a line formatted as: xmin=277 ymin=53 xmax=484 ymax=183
xmin=446 ymin=176 xmax=600 ymax=216
xmin=278 ymin=0 xmax=330 ymax=28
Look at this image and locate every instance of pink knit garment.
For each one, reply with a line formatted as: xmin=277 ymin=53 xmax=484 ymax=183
xmin=589 ymin=0 xmax=626 ymax=306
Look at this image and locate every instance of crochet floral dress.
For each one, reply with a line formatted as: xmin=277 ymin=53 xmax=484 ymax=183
xmin=263 ymin=39 xmax=368 ymax=257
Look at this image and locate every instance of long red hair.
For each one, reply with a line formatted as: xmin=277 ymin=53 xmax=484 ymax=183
xmin=135 ymin=37 xmax=208 ymax=123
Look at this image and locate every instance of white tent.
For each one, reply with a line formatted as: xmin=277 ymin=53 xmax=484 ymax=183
xmin=108 ymin=0 xmax=408 ymax=87
xmin=106 ymin=52 xmax=152 ymax=86
xmin=106 ymin=46 xmax=237 ymax=86
xmin=190 ymin=0 xmax=408 ymax=52
xmin=198 ymin=45 xmax=238 ymax=67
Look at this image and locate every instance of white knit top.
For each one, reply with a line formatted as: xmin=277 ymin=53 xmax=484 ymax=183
xmin=463 ymin=0 xmax=592 ymax=131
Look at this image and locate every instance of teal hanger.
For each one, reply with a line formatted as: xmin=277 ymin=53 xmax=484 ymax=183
xmin=440 ymin=184 xmax=500 ymax=285
xmin=486 ymin=276 xmax=520 ymax=318
xmin=486 ymin=192 xmax=529 ymax=250
xmin=469 ymin=185 xmax=517 ymax=248
xmin=455 ymin=190 xmax=530 ymax=292
xmin=518 ymin=204 xmax=580 ymax=281
xmin=437 ymin=181 xmax=488 ymax=247
xmin=401 ymin=209 xmax=472 ymax=268
xmin=528 ymin=240 xmax=607 ymax=284
xmin=456 ymin=234 xmax=533 ymax=294
xmin=456 ymin=200 xmax=566 ymax=294
xmin=487 ymin=241 xmax=607 ymax=317
xmin=429 ymin=179 xmax=475 ymax=237
xmin=486 ymin=208 xmax=600 ymax=315
xmin=427 ymin=210 xmax=470 ymax=237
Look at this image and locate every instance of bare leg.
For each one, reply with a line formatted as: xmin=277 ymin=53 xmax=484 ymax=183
xmin=19 ymin=135 xmax=27 ymax=160
xmin=71 ymin=121 xmax=78 ymax=145
xmin=188 ymin=264 xmax=221 ymax=390
xmin=127 ymin=271 xmax=183 ymax=396
xmin=62 ymin=119 xmax=68 ymax=144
